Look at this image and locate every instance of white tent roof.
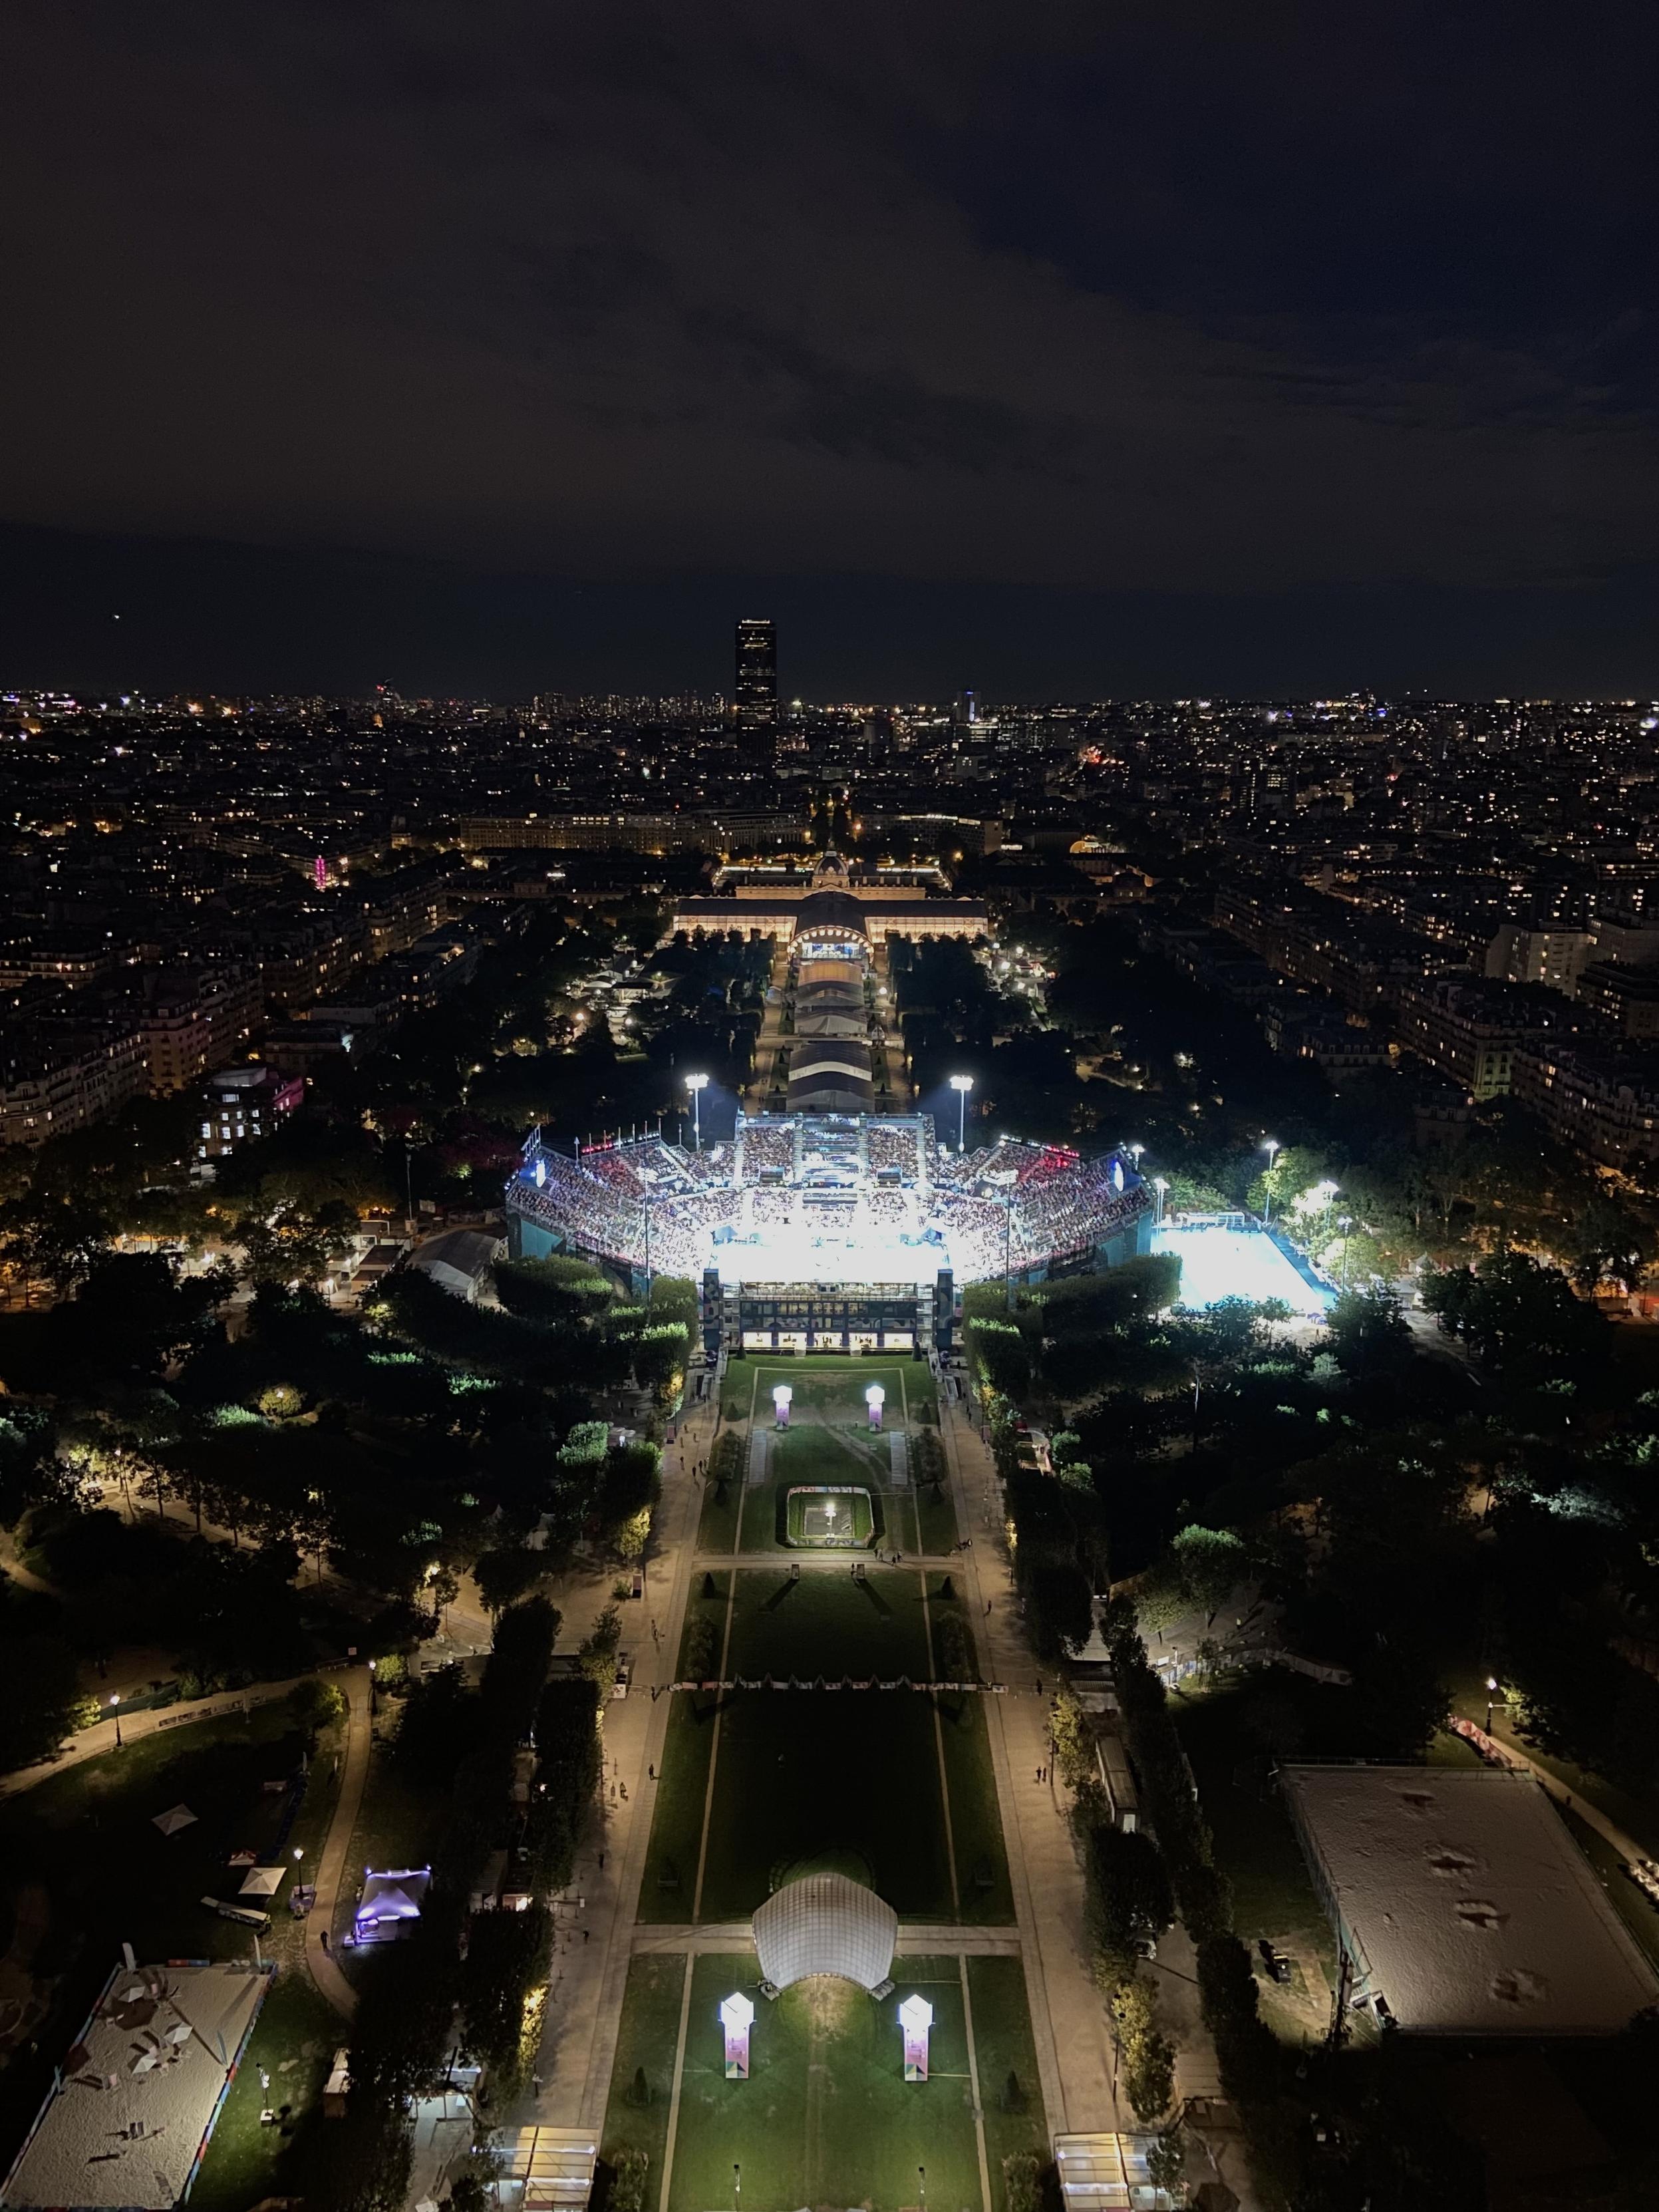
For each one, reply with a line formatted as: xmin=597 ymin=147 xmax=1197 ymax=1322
xmin=237 ymin=1866 xmax=286 ymax=1897
xmin=152 ymin=1805 xmax=197 ymax=1836
xmin=752 ymin=1873 xmax=897 ymax=1992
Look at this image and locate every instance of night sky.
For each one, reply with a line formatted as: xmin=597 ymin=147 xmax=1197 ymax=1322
xmin=3 ymin=1 xmax=1654 ymax=699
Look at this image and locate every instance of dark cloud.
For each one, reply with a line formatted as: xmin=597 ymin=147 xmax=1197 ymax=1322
xmin=0 ymin=0 xmax=1654 ymax=687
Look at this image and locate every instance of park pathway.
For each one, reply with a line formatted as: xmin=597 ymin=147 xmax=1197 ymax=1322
xmin=525 ymin=1386 xmax=718 ymax=2138
xmin=0 ymin=1673 xmax=312 ymax=1798
xmin=305 ymin=1663 xmax=371 ymax=2017
xmin=937 ymin=1391 xmax=1120 ymax=2138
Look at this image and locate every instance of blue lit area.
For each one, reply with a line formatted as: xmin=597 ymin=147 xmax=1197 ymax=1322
xmin=1153 ymin=1221 xmax=1335 ymax=1319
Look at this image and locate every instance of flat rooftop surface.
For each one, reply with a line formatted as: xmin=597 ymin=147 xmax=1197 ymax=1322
xmin=1282 ymin=1766 xmax=1659 ymax=2035
xmin=4 ymin=1961 xmax=268 ymax=2209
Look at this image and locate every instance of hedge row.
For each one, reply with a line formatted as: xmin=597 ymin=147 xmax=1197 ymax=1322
xmin=528 ymin=1676 xmax=603 ymax=1892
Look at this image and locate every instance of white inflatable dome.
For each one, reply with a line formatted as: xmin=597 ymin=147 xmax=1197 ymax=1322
xmin=751 ymin=1872 xmax=898 ymax=1992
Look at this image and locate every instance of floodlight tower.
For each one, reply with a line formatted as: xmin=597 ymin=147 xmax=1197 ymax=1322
xmin=1153 ymin=1176 xmax=1168 ymax=1227
xmin=949 ymin=1073 xmax=974 ymax=1153
xmin=685 ymin=1072 xmax=710 ymax=1152
xmin=1261 ymin=1137 xmax=1280 ymax=1225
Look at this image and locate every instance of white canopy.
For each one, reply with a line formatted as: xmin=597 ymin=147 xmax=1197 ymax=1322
xmin=238 ymin=1866 xmax=286 ymax=1897
xmin=152 ymin=1805 xmax=198 ymax=1836
xmin=752 ymin=1873 xmax=897 ymax=1992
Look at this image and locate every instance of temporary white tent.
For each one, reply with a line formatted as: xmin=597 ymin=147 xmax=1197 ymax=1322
xmin=752 ymin=1872 xmax=897 ymax=1992
xmin=152 ymin=1806 xmax=198 ymax=1837
xmin=238 ymin=1866 xmax=287 ymax=1898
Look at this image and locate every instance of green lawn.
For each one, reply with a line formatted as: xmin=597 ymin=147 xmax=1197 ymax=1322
xmin=599 ymin=1953 xmax=688 ymax=2181
xmin=1172 ymin=1677 xmax=1338 ymax=2029
xmin=641 ymin=1571 xmax=1010 ymax=1925
xmin=966 ymin=1957 xmax=1050 ymax=2209
xmin=704 ymin=1358 xmax=954 ymax=1559
xmin=665 ymin=1952 xmax=990 ymax=2212
xmin=188 ymin=1967 xmax=341 ymax=2212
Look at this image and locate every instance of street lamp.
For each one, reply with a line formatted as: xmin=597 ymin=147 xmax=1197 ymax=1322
xmin=949 ymin=1073 xmax=974 ymax=1153
xmin=684 ymin=1072 xmax=710 ymax=1152
xmin=1261 ymin=1138 xmax=1280 ymax=1225
xmin=1485 ymin=1676 xmax=1502 ymax=1732
xmin=1153 ymin=1176 xmax=1169 ymax=1227
xmin=1128 ymin=1142 xmax=1145 ymax=1168
xmin=109 ymin=1694 xmax=122 ymax=1750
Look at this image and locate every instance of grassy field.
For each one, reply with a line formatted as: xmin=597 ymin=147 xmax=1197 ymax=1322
xmin=665 ymin=1951 xmax=992 ymax=2212
xmin=965 ymin=1956 xmax=1050 ymax=2210
xmin=702 ymin=1357 xmax=957 ymax=1559
xmin=599 ymin=1952 xmax=688 ymax=2182
xmin=188 ymin=1966 xmax=342 ymax=2212
xmin=1172 ymin=1676 xmax=1338 ymax=2034
xmin=641 ymin=1569 xmax=1010 ymax=1924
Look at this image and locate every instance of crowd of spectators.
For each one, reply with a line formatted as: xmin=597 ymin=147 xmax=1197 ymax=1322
xmin=509 ymin=1122 xmax=1151 ymax=1287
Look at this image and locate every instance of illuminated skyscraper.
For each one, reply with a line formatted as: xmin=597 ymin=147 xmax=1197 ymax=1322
xmin=734 ymin=617 xmax=778 ymax=736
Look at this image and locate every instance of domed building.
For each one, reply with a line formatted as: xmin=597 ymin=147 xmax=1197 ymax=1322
xmin=751 ymin=1870 xmax=898 ymax=1995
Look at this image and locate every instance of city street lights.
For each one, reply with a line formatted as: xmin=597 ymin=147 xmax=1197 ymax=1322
xmin=1128 ymin=1142 xmax=1145 ymax=1170
xmin=1153 ymin=1176 xmax=1169 ymax=1227
xmin=684 ymin=1072 xmax=709 ymax=1152
xmin=109 ymin=1694 xmax=122 ymax=1750
xmin=949 ymin=1074 xmax=974 ymax=1152
xmin=1261 ymin=1138 xmax=1280 ymax=1225
xmin=1485 ymin=1676 xmax=1503 ymax=1733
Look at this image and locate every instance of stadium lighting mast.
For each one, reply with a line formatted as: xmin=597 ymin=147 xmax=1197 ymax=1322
xmin=1153 ymin=1176 xmax=1169 ymax=1227
xmin=1261 ymin=1138 xmax=1280 ymax=1225
xmin=949 ymin=1073 xmax=974 ymax=1152
xmin=685 ymin=1072 xmax=710 ymax=1152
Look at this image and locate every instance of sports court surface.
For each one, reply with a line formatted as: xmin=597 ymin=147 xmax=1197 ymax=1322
xmin=1153 ymin=1221 xmax=1335 ymax=1318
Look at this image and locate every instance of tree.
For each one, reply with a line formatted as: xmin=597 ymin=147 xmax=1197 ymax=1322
xmin=0 ymin=1633 xmax=82 ymax=1770
xmin=474 ymin=1546 xmax=550 ymax=1615
xmin=1421 ymin=1251 xmax=1606 ymax=1379
xmin=1110 ymin=1976 xmax=1175 ymax=2123
xmin=1167 ymin=1523 xmax=1248 ymax=1627
xmin=1082 ymin=1823 xmax=1175 ymax=1988
xmin=1325 ymin=1285 xmax=1412 ymax=1380
xmin=288 ymin=1676 xmax=347 ymax=1737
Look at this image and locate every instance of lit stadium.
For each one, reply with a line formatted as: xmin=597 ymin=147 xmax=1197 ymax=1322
xmin=506 ymin=1113 xmax=1154 ymax=1354
xmin=506 ymin=848 xmax=1155 ymax=1352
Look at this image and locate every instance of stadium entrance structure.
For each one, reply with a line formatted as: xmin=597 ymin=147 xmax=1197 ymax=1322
xmin=504 ymin=1112 xmax=1155 ymax=1355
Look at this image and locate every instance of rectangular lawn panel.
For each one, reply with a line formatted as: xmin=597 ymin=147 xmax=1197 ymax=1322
xmin=639 ymin=1575 xmax=732 ymax=1920
xmin=667 ymin=1952 xmax=986 ymax=2212
xmin=599 ymin=1953 xmax=687 ymax=2179
xmin=694 ymin=1572 xmax=955 ymax=1920
xmin=965 ymin=1957 xmax=1049 ymax=2209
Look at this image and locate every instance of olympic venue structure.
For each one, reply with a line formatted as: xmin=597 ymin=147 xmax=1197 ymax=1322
xmin=506 ymin=1116 xmax=1153 ymax=1354
xmin=506 ymin=846 xmax=1153 ymax=1351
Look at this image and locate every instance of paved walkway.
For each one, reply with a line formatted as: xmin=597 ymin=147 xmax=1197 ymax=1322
xmin=305 ymin=1664 xmax=372 ymax=2017
xmin=937 ymin=1395 xmax=1118 ymax=2137
xmin=629 ymin=1919 xmax=1026 ymax=1957
xmin=0 ymin=1674 xmax=309 ymax=1798
xmin=525 ymin=1390 xmax=719 ymax=2137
